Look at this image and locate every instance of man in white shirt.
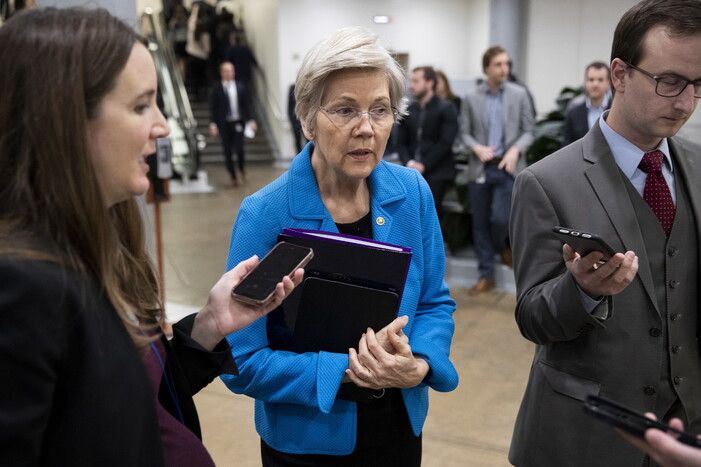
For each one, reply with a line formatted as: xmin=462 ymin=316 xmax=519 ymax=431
xmin=209 ymin=62 xmax=256 ymax=187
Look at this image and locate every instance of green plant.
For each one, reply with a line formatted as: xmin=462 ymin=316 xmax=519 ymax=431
xmin=526 ymin=86 xmax=584 ymax=165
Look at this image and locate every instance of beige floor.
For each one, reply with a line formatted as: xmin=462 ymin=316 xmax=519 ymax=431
xmin=160 ymin=163 xmax=535 ymax=466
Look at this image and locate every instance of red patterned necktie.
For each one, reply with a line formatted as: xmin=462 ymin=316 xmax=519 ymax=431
xmin=638 ymin=150 xmax=675 ymax=236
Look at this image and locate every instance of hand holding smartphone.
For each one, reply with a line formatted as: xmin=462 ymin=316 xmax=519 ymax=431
xmin=583 ymin=395 xmax=701 ymax=448
xmin=552 ymin=226 xmax=618 ymax=261
xmin=231 ymin=242 xmax=313 ymax=306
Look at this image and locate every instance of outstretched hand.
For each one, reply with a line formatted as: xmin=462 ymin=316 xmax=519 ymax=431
xmin=190 ymin=256 xmax=304 ymax=351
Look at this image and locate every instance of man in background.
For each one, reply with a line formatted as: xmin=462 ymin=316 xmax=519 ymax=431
xmin=397 ymin=65 xmax=458 ymax=216
xmin=459 ymin=46 xmax=534 ymax=295
xmin=563 ymin=61 xmax=611 ymax=145
xmin=210 ymin=61 xmax=256 ymax=187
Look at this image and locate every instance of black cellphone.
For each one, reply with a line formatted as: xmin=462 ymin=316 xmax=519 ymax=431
xmin=583 ymin=395 xmax=701 ymax=448
xmin=552 ymin=226 xmax=618 ymax=261
xmin=231 ymin=242 xmax=313 ymax=306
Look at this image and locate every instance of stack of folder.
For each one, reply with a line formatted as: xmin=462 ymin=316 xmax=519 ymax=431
xmin=266 ymin=228 xmax=412 ymax=402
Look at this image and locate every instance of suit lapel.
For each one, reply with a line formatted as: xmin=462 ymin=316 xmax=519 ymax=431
xmin=582 ymin=126 xmax=658 ymax=313
xmin=669 ymin=137 xmax=701 ymax=283
xmin=502 ymin=85 xmax=513 ymax=130
xmin=368 ymin=162 xmax=407 ymax=244
xmin=474 ymin=86 xmax=489 ymax=135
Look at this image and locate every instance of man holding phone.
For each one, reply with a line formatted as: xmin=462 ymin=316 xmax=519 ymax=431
xmin=508 ymin=1 xmax=701 ymax=466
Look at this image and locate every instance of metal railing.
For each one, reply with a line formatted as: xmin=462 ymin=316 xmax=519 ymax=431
xmin=140 ymin=8 xmax=201 ymax=178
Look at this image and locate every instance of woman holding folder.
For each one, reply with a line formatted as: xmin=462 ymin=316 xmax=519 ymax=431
xmin=223 ymin=27 xmax=459 ymax=465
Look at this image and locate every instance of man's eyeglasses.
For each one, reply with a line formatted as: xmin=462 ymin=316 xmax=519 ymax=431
xmin=625 ymin=61 xmax=701 ymax=98
xmin=318 ymin=105 xmax=396 ymax=128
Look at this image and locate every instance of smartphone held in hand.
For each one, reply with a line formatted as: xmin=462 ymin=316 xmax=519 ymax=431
xmin=232 ymin=242 xmax=313 ymax=306
xmin=552 ymin=226 xmax=618 ymax=261
xmin=583 ymin=395 xmax=701 ymax=448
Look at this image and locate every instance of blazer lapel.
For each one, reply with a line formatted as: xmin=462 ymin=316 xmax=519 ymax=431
xmin=287 ymin=148 xmax=338 ymax=232
xmin=669 ymin=137 xmax=701 ymax=282
xmin=582 ymin=126 xmax=659 ymax=313
xmin=368 ymin=162 xmax=407 ymax=244
xmin=474 ymin=85 xmax=489 ymax=136
xmin=502 ymin=85 xmax=514 ymax=132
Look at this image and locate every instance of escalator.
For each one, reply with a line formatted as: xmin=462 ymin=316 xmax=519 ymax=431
xmin=139 ymin=8 xmax=274 ymax=182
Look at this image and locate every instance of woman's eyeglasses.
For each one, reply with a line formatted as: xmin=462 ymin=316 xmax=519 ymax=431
xmin=318 ymin=105 xmax=396 ymax=127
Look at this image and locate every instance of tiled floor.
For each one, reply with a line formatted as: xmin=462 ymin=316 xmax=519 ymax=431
xmin=159 ymin=163 xmax=534 ymax=466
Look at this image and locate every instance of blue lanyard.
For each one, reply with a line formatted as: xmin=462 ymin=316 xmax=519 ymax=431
xmin=150 ymin=341 xmax=185 ymax=424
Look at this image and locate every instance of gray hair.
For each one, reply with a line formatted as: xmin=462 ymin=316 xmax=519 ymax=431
xmin=294 ymin=27 xmax=408 ymax=134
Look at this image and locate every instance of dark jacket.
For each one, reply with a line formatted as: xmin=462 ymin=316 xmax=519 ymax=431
xmin=210 ymin=80 xmax=254 ymax=130
xmin=0 ymin=258 xmax=237 ymax=466
xmin=562 ymin=99 xmax=611 ymax=146
xmin=397 ymin=95 xmax=459 ymax=183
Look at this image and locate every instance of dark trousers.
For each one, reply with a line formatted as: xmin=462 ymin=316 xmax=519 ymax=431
xmin=426 ymin=178 xmax=449 ymax=219
xmin=220 ymin=120 xmax=245 ymax=180
xmin=260 ymin=389 xmax=421 ymax=466
xmin=469 ymin=164 xmax=514 ymax=279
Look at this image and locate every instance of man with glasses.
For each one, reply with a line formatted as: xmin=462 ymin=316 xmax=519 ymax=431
xmin=397 ymin=66 xmax=459 ymax=217
xmin=508 ymin=1 xmax=701 ymax=466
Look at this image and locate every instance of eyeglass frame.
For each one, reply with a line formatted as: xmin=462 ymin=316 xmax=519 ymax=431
xmin=317 ymin=105 xmax=397 ymax=127
xmin=624 ymin=61 xmax=701 ymax=98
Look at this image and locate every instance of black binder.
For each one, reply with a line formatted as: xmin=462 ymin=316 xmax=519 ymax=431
xmin=265 ymin=228 xmax=411 ymax=402
xmin=290 ymin=277 xmax=400 ymax=354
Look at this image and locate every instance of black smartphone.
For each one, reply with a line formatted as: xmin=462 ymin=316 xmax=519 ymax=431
xmin=231 ymin=242 xmax=313 ymax=306
xmin=583 ymin=395 xmax=701 ymax=447
xmin=552 ymin=226 xmax=618 ymax=261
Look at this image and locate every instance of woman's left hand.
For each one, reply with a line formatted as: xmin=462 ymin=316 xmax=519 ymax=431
xmin=345 ymin=325 xmax=430 ymax=389
xmin=190 ymin=256 xmax=304 ymax=351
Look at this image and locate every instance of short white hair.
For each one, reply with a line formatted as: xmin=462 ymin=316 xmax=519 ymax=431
xmin=295 ymin=27 xmax=408 ymax=133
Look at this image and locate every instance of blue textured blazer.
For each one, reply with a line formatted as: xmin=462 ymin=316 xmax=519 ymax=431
xmin=222 ymin=143 xmax=459 ymax=455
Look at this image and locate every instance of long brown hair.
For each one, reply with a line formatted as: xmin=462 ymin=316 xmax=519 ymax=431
xmin=435 ymin=70 xmax=458 ymax=100
xmin=0 ymin=7 xmax=163 ymax=345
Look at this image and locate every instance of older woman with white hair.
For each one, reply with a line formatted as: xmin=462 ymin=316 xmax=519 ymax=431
xmin=222 ymin=27 xmax=459 ymax=465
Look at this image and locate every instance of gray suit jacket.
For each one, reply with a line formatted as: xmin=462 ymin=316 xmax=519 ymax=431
xmin=460 ymin=80 xmax=534 ymax=181
xmin=508 ymin=123 xmax=701 ymax=466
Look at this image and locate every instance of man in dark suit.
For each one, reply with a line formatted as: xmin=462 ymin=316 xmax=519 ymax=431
xmin=209 ymin=61 xmax=256 ymax=187
xmin=562 ymin=61 xmax=611 ymax=146
xmin=397 ymin=66 xmax=458 ymax=217
xmin=460 ymin=46 xmax=534 ymax=295
xmin=508 ymin=1 xmax=701 ymax=465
